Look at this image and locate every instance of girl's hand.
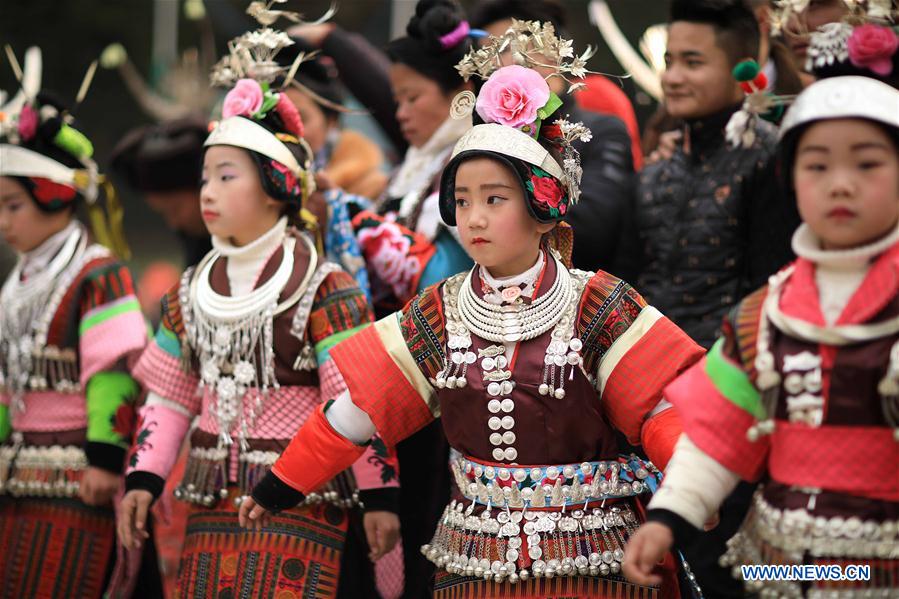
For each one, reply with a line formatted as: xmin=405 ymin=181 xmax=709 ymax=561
xmin=79 ymin=466 xmax=120 ymax=506
xmin=363 ymin=510 xmax=400 ymax=561
xmin=621 ymin=521 xmax=674 ymax=586
xmin=238 ymin=496 xmax=273 ymax=531
xmin=117 ymin=489 xmax=153 ymax=549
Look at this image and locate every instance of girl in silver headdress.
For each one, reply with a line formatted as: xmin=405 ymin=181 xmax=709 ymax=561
xmin=241 ymin=22 xmax=703 ymax=599
xmin=624 ymin=75 xmax=899 ymax=598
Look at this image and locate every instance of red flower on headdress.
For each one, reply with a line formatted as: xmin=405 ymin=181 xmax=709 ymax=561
xmin=848 ymin=24 xmax=899 ymax=76
xmin=275 ymin=93 xmax=304 ymax=138
xmin=17 ymin=104 xmax=38 ymax=141
xmin=271 ymin=160 xmax=301 ymax=195
xmin=529 ymin=172 xmax=565 ymax=212
xmin=29 ymin=177 xmax=77 ymax=203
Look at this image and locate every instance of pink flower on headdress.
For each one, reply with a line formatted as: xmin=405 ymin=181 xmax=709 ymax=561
xmin=475 ymin=65 xmax=550 ymax=129
xmin=275 ymin=93 xmax=304 ymax=138
xmin=222 ymin=79 xmax=264 ymax=118
xmin=847 ymin=24 xmax=899 ymax=76
xmin=17 ymin=104 xmax=38 ymax=141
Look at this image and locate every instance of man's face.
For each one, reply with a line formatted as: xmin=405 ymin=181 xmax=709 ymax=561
xmin=145 ymin=188 xmax=207 ymax=237
xmin=662 ymin=22 xmax=745 ymax=120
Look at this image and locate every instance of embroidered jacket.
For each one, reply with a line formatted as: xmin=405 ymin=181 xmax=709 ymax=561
xmin=0 ymin=226 xmax=147 ymax=478
xmin=658 ymin=244 xmax=899 ymax=596
xmin=124 ymin=229 xmax=398 ymax=508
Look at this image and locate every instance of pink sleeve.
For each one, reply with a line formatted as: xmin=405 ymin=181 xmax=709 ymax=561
xmin=351 ymin=435 xmax=400 ymax=490
xmin=125 ymin=394 xmax=193 ymax=480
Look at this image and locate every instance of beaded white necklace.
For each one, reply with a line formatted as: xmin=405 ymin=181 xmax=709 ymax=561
xmin=0 ymin=224 xmax=107 ymax=402
xmin=457 ymin=261 xmax=572 ymax=344
xmin=182 ymin=232 xmax=317 ymax=448
xmin=435 ymin=255 xmax=590 ymax=464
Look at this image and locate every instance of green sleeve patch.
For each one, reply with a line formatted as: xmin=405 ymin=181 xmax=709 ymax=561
xmin=85 ymin=371 xmax=140 ymax=448
xmin=0 ymin=404 xmax=10 ymax=443
xmin=704 ymin=338 xmax=765 ymax=420
xmin=314 ymin=323 xmax=370 ymax=363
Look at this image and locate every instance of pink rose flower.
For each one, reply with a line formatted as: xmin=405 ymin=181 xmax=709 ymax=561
xmin=847 ymin=24 xmax=899 ymax=76
xmin=222 ymin=79 xmax=264 ymax=118
xmin=500 ymin=286 xmax=522 ymax=302
xmin=475 ymin=65 xmax=551 ymax=129
xmin=17 ymin=104 xmax=38 ymax=141
xmin=275 ymin=93 xmax=304 ymax=138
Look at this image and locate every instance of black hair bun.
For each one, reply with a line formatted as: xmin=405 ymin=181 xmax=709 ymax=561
xmin=406 ymin=0 xmax=466 ymax=52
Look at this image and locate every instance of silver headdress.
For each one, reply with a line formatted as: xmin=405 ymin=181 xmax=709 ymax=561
xmin=204 ymin=0 xmax=334 ymax=192
xmin=778 ymin=75 xmax=899 ymax=139
xmin=449 ymin=20 xmax=595 ymax=203
xmin=0 ymin=45 xmax=130 ymax=258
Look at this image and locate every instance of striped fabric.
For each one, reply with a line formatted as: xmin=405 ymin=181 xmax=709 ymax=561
xmin=0 ymin=496 xmax=116 ymax=599
xmin=577 ymin=272 xmax=647 ymax=379
xmin=329 ymin=315 xmax=437 ymax=447
xmin=599 ymin=312 xmax=704 ymax=444
xmin=309 ymin=270 xmax=373 ymax=349
xmin=398 ymin=282 xmax=447 ymax=381
xmin=432 ymin=571 xmax=661 ymax=599
xmin=175 ymin=488 xmax=347 ymax=599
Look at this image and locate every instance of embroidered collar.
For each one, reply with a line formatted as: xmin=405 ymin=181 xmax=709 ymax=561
xmin=478 ymin=250 xmax=545 ymax=306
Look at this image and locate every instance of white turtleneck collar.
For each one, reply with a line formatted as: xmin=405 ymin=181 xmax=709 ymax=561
xmin=791 ymin=222 xmax=899 ymax=324
xmin=211 ymin=216 xmax=288 ymax=296
xmin=21 ymin=219 xmax=80 ymax=281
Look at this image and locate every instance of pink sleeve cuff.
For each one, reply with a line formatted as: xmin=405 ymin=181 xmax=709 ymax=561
xmin=125 ymin=397 xmax=192 ymax=480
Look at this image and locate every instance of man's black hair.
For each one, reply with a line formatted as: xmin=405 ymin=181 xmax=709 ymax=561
xmin=468 ymin=0 xmax=567 ymax=36
xmin=670 ymin=0 xmax=761 ymax=66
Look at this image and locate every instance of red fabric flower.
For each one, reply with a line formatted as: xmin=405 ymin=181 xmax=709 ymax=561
xmin=276 ymin=92 xmax=305 ymax=138
xmin=29 ymin=177 xmax=77 ymax=203
xmin=848 ymin=24 xmax=899 ymax=76
xmin=530 ymin=173 xmax=564 ymax=210
xmin=272 ymin=160 xmax=301 ymax=195
xmin=112 ymin=402 xmax=136 ymax=439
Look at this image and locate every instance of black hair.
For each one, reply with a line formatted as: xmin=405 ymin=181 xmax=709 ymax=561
xmin=468 ymin=0 xmax=567 ymax=36
xmin=385 ymin=0 xmax=470 ymax=94
xmin=669 ymin=0 xmax=761 ymax=66
xmin=275 ymin=40 xmax=344 ymax=121
xmin=109 ymin=117 xmax=208 ymax=193
xmin=812 ymin=54 xmax=899 ymax=90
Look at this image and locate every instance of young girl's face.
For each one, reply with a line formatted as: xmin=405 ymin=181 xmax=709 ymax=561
xmin=794 ymin=118 xmax=899 ymax=250
xmin=200 ymin=146 xmax=282 ymax=247
xmin=453 ymin=157 xmax=554 ymax=278
xmin=0 ymin=176 xmax=73 ymax=252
